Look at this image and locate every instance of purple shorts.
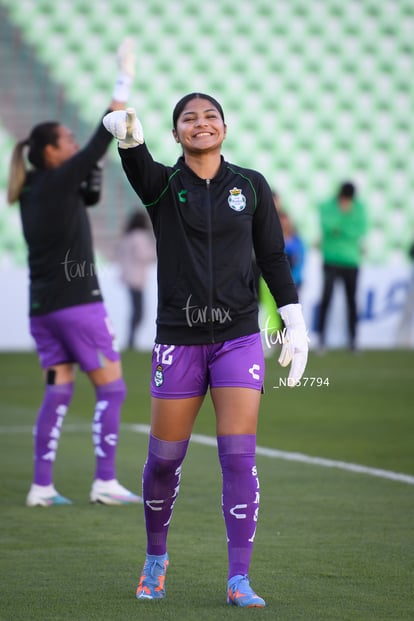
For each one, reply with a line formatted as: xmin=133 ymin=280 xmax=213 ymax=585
xmin=151 ymin=333 xmax=264 ymax=399
xmin=30 ymin=302 xmax=120 ymax=372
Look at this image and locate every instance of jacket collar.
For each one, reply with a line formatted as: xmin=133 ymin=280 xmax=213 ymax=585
xmin=175 ymin=155 xmax=227 ymax=183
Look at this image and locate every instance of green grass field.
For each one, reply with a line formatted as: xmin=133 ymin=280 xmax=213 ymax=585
xmin=1 ymin=350 xmax=413 ymax=620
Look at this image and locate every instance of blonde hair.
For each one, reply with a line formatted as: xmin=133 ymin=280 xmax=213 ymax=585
xmin=7 ymin=121 xmax=60 ymax=205
xmin=7 ymin=139 xmax=28 ymax=205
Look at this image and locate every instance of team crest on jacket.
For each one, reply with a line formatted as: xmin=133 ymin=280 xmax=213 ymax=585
xmin=228 ymin=187 xmax=246 ymax=212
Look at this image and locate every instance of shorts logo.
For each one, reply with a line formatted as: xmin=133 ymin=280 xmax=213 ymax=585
xmin=228 ymin=187 xmax=246 ymax=212
xmin=249 ymin=363 xmax=261 ymax=381
xmin=154 ymin=364 xmax=164 ymax=387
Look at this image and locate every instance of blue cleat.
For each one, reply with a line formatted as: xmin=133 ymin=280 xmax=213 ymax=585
xmin=136 ymin=553 xmax=169 ymax=600
xmin=26 ymin=484 xmax=73 ymax=507
xmin=227 ymin=574 xmax=266 ymax=608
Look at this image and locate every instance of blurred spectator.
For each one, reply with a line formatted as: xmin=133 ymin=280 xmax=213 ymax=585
xmin=395 ymin=240 xmax=414 ymax=347
xmin=259 ymin=191 xmax=306 ymax=352
xmin=316 ymin=181 xmax=368 ymax=351
xmin=274 ymin=196 xmax=306 ymax=291
xmin=117 ymin=209 xmax=157 ymax=349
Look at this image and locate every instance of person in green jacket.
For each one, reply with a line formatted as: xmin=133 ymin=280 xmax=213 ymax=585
xmin=317 ymin=181 xmax=368 ymax=351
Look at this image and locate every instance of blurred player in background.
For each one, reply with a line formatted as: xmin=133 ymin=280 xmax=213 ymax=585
xmin=259 ymin=191 xmax=306 ymax=355
xmin=7 ymin=39 xmax=142 ymax=507
xmin=103 ymin=93 xmax=309 ymax=607
xmin=395 ymin=239 xmax=414 ymax=347
xmin=117 ymin=209 xmax=157 ymax=349
xmin=274 ymin=192 xmax=306 ymax=292
xmin=316 ymin=181 xmax=368 ymax=352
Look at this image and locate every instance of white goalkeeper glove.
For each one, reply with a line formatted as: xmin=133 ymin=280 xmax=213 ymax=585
xmin=278 ymin=303 xmax=309 ymax=387
xmin=117 ymin=37 xmax=135 ymax=78
xmin=103 ymin=108 xmax=144 ymax=149
xmin=112 ymin=37 xmax=135 ymax=102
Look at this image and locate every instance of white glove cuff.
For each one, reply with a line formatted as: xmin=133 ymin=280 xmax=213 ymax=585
xmin=278 ymin=303 xmax=305 ymax=327
xmin=112 ymin=73 xmax=132 ymax=102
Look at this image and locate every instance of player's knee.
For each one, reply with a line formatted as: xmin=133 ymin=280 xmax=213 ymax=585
xmin=117 ymin=378 xmax=127 ymax=403
xmin=46 ymin=366 xmax=75 ymax=385
xmin=149 ymin=458 xmax=182 ymax=480
xmin=95 ymin=377 xmax=127 ymax=404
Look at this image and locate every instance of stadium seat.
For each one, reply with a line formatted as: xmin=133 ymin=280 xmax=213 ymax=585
xmin=0 ymin=0 xmax=413 ymax=265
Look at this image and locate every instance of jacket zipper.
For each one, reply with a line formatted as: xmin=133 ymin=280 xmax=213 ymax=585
xmin=206 ymin=178 xmax=215 ymax=343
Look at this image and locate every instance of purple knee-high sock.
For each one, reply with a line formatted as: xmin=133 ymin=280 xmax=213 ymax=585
xmin=142 ymin=434 xmax=189 ymax=556
xmin=33 ymin=383 xmax=74 ymax=486
xmin=93 ymin=378 xmax=126 ymax=481
xmin=217 ymin=434 xmax=260 ymax=580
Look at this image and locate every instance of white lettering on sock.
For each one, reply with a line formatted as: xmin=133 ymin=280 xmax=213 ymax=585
xmin=41 ymin=450 xmax=56 ymax=461
xmin=248 ymin=525 xmax=258 ymax=543
xmin=104 ymin=433 xmax=118 ymax=446
xmin=146 ymin=499 xmax=164 ymax=511
xmin=92 ymin=400 xmax=110 ymax=457
xmin=230 ymin=504 xmax=248 ymax=519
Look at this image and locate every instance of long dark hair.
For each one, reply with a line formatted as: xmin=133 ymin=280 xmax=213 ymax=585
xmin=124 ymin=209 xmax=151 ymax=234
xmin=27 ymin=122 xmax=60 ymax=168
xmin=7 ymin=121 xmax=60 ymax=204
xmin=172 ymin=92 xmax=225 ymax=130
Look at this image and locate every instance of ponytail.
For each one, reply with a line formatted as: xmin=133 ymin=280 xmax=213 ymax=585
xmin=7 ymin=139 xmax=28 ymax=205
xmin=7 ymin=121 xmax=59 ymax=205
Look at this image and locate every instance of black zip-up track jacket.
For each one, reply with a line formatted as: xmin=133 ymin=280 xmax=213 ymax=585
xmin=119 ymin=143 xmax=298 ymax=345
xmin=20 ymin=113 xmax=113 ymax=316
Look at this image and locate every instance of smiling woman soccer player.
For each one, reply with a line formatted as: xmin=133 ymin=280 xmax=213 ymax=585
xmin=103 ymin=93 xmax=308 ymax=608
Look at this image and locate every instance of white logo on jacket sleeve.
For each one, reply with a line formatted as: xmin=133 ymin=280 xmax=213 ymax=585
xmin=228 ymin=187 xmax=246 ymax=211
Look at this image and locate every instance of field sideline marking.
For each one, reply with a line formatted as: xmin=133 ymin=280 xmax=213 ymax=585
xmin=130 ymin=425 xmax=414 ymax=486
xmin=1 ymin=422 xmax=413 ymax=486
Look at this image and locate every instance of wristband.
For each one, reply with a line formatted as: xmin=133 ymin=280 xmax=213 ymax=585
xmin=112 ymin=73 xmax=132 ymax=103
